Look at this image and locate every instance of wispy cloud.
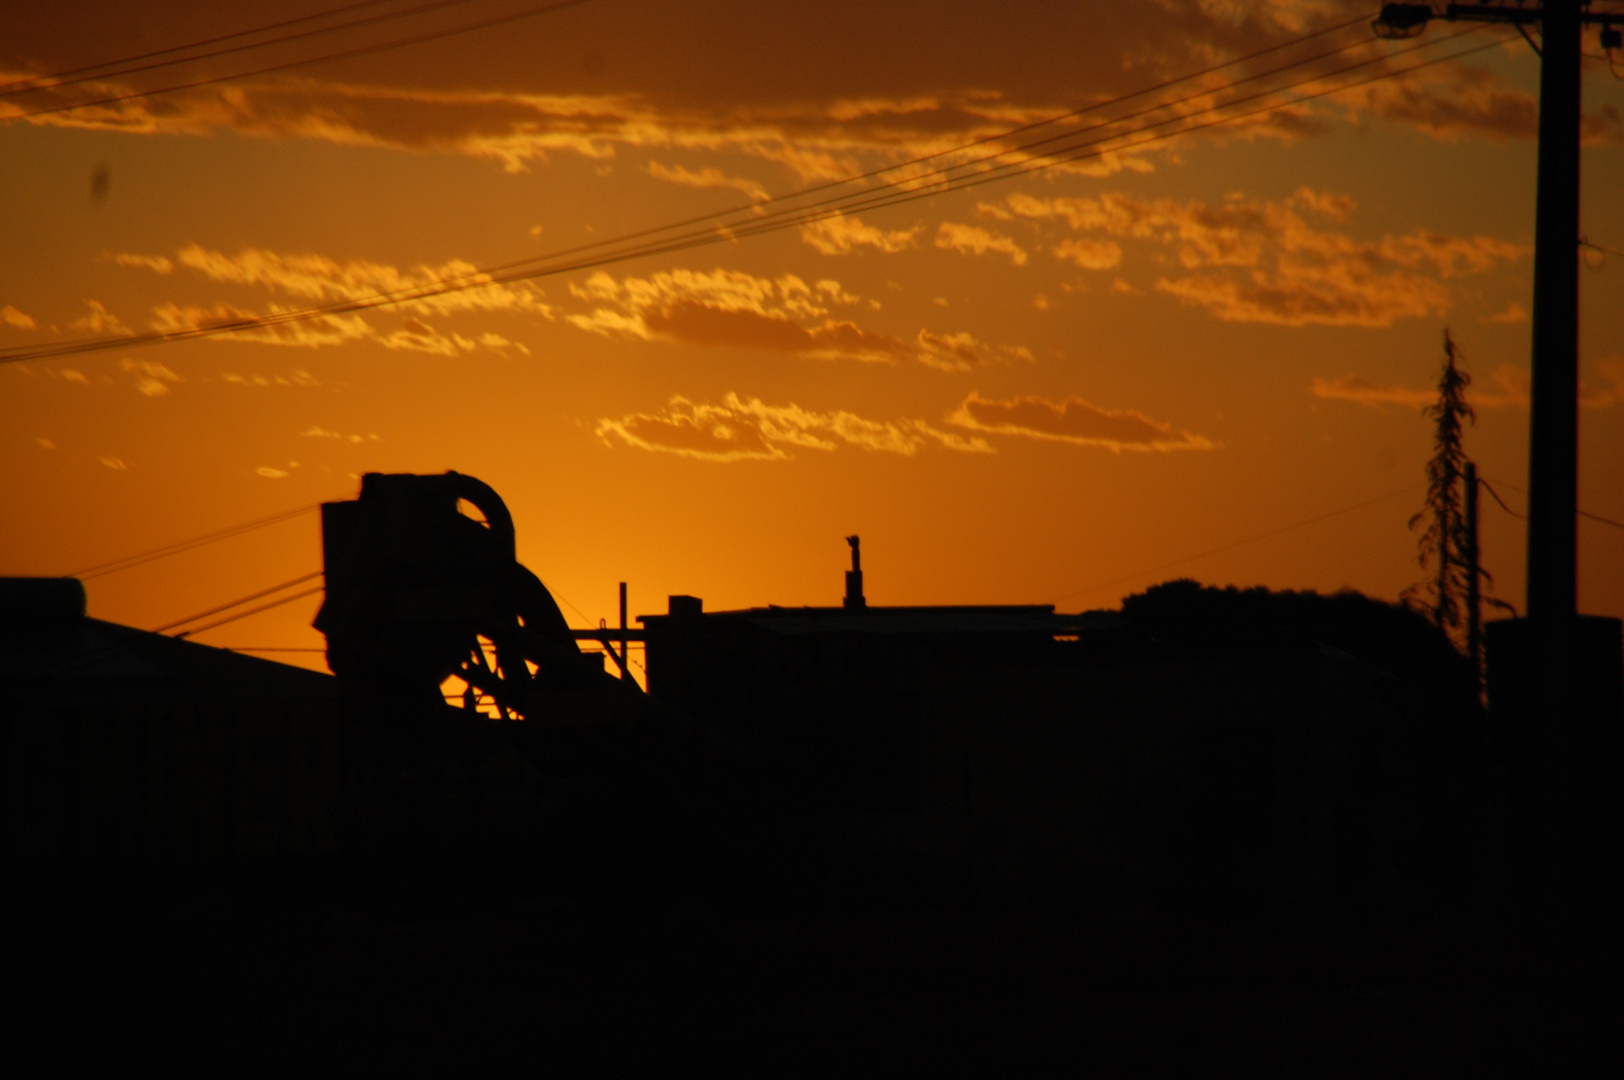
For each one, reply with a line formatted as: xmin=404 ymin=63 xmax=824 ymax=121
xmin=567 ymin=267 xmax=1027 ymax=370
xmin=646 ymin=161 xmax=769 ymax=201
xmin=119 ymin=357 xmax=181 ymax=397
xmin=799 ymin=213 xmax=920 ymax=255
xmin=1313 ymin=361 xmax=1624 ymax=410
xmin=2 ymin=304 xmax=37 ymax=329
xmin=123 ymin=244 xmax=555 ymax=317
xmin=73 ymin=300 xmax=133 ymax=336
xmin=1309 ymin=374 xmax=1434 ymax=409
xmin=948 ymin=391 xmax=1214 ymax=453
xmin=7 ymin=4 xmax=1592 ymax=185
xmin=106 ymin=244 xmax=552 ymax=353
xmin=994 ymin=187 xmax=1525 ymax=327
xmin=935 ymin=222 xmax=1028 ymax=265
xmin=1483 ymin=301 xmax=1527 ymax=325
xmin=596 ymin=392 xmax=994 ymax=462
xmin=1053 ymin=237 xmax=1123 ymax=270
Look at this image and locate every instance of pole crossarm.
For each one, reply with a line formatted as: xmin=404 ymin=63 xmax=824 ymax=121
xmin=1376 ymin=3 xmax=1624 ymax=34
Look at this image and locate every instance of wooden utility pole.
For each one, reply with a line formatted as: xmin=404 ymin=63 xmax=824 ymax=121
xmin=619 ymin=581 xmax=630 ymax=681
xmin=1375 ymin=2 xmax=1617 ymax=715
xmin=1375 ymin=1 xmax=1622 ymax=913
xmin=1523 ymin=1 xmax=1582 ymax=751
xmin=1465 ymin=460 xmax=1483 ymax=680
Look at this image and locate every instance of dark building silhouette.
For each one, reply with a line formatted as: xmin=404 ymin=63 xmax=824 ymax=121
xmin=6 ymin=475 xmax=1618 ymax=930
xmin=636 ymin=566 xmax=1494 ymax=915
xmin=2 ymin=577 xmax=347 ymax=862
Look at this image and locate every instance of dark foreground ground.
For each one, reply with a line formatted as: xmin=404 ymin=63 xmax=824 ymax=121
xmin=8 ymin=873 xmax=1621 ymax=1076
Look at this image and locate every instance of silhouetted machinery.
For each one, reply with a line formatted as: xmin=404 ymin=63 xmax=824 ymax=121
xmin=314 ymin=471 xmax=625 ymax=717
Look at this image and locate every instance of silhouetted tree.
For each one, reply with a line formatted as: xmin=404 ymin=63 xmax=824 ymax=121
xmin=1121 ymin=578 xmax=1479 ymax=720
xmin=1403 ymin=330 xmax=1478 ymax=651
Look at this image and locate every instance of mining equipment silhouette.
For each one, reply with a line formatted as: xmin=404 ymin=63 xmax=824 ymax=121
xmin=3 ymin=471 xmax=1620 ymax=924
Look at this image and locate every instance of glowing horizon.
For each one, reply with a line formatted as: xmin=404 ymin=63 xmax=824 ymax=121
xmin=4 ymin=1 xmax=1621 ymax=672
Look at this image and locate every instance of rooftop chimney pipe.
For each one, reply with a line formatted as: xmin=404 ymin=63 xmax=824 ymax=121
xmin=844 ymin=535 xmax=866 ymax=610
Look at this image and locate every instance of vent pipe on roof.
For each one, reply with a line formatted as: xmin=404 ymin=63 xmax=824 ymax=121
xmin=844 ymin=535 xmax=866 ymax=610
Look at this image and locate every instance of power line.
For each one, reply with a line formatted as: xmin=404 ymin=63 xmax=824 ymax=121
xmin=1051 ymin=484 xmax=1426 ymax=606
xmin=0 ymin=0 xmax=406 ymax=96
xmin=221 ymin=647 xmax=326 ymax=652
xmin=4 ymin=0 xmax=597 ymax=121
xmin=67 ymin=500 xmax=328 ymax=579
xmin=1 ymin=25 xmax=1497 ymax=367
xmin=0 ymin=24 xmax=1467 ymax=359
xmin=173 ymin=586 xmax=326 ymax=638
xmin=697 ymin=28 xmax=1495 ymax=255
xmin=154 ymin=570 xmax=324 ymax=633
xmin=1481 ymin=478 xmax=1527 ymax=519
xmin=2 ymin=16 xmax=1385 ymax=359
xmin=1483 ymin=476 xmax=1624 ymax=530
xmin=12 ymin=580 xmax=324 ymax=680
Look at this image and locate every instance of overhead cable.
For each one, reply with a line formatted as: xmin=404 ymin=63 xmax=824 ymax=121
xmin=171 ymin=586 xmax=326 ymax=638
xmin=68 ymin=500 xmax=328 ymax=579
xmin=0 ymin=0 xmax=407 ymax=96
xmin=0 ymin=23 xmax=1448 ymax=360
xmin=1483 ymin=477 xmax=1624 ymax=530
xmin=1 ymin=25 xmax=1502 ymax=365
xmin=154 ymin=570 xmax=324 ymax=633
xmin=5 ymin=0 xmax=596 ymax=121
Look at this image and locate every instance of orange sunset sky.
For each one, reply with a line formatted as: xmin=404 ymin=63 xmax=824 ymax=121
xmin=3 ymin=0 xmax=1622 ymax=670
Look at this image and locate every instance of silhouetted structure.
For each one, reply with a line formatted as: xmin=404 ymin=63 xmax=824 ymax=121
xmin=315 ymin=471 xmax=619 ymax=717
xmin=2 ymin=576 xmax=347 ymax=862
xmin=638 ymin=566 xmax=1492 ymax=915
xmin=1487 ymin=615 xmax=1624 ymax=916
xmin=843 ymin=535 xmax=865 ymax=610
xmin=10 ymin=475 xmax=1615 ymax=932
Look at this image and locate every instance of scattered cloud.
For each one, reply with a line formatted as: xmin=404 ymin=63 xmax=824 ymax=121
xmin=257 ymin=466 xmax=289 ymax=478
xmin=1483 ymin=301 xmax=1528 ymax=325
xmin=2 ymin=304 xmax=36 ymax=329
xmin=150 ymin=302 xmax=374 ymax=349
xmin=3 ymin=1 xmax=1591 ymax=199
xmin=1344 ymin=61 xmax=1542 ymax=144
xmin=566 ymin=267 xmax=1024 ymax=370
xmin=947 ymin=391 xmax=1213 ymax=453
xmin=597 ymin=392 xmax=994 ymax=462
xmin=99 ymin=455 xmax=127 ymax=470
xmin=936 ymin=222 xmax=1027 ymax=265
xmin=119 ymin=244 xmax=555 ymax=318
xmin=222 ymin=369 xmax=322 ymax=388
xmin=1309 ymin=374 xmax=1434 ymax=409
xmin=119 ymin=357 xmax=181 ymax=396
xmin=1312 ymin=362 xmax=1622 ymax=411
xmin=1053 ymin=237 xmax=1122 ymax=270
xmin=110 ymin=252 xmax=174 ymax=275
xmin=302 ymin=425 xmax=374 ymax=444
xmin=1290 ymin=186 xmax=1356 ymax=222
xmin=995 ymin=188 xmax=1525 ymax=327
xmin=73 ymin=300 xmax=132 ymax=335
xmin=646 ymin=161 xmax=768 ymax=201
xmin=104 ymin=244 xmax=552 ymax=354
xmin=799 ymin=213 xmax=920 ymax=254
xmin=35 ymin=437 xmax=56 ymax=450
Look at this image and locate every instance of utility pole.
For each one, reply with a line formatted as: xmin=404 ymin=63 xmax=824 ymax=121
xmin=619 ymin=581 xmax=630 ymax=681
xmin=1374 ymin=6 xmax=1608 ymax=681
xmin=1374 ymin=2 xmax=1621 ymax=912
xmin=1465 ymin=460 xmax=1483 ymax=681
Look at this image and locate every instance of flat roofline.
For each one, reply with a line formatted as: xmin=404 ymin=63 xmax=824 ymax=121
xmin=640 ymin=603 xmax=1058 ymax=621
